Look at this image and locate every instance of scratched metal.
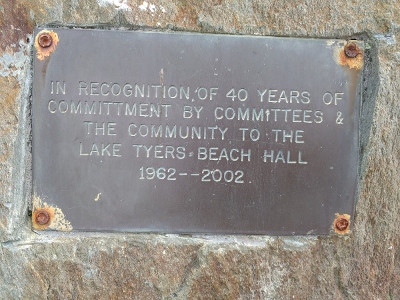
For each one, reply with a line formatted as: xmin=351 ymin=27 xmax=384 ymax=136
xmin=32 ymin=28 xmax=363 ymax=234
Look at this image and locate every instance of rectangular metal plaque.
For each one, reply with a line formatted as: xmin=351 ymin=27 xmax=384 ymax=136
xmin=32 ymin=28 xmax=363 ymax=234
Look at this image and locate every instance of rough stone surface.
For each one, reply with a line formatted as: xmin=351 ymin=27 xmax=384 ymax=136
xmin=0 ymin=0 xmax=399 ymax=298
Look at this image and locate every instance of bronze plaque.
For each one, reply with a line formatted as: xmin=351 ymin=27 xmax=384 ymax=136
xmin=32 ymin=28 xmax=363 ymax=234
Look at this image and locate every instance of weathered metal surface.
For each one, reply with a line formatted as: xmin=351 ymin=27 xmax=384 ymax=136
xmin=32 ymin=28 xmax=363 ymax=234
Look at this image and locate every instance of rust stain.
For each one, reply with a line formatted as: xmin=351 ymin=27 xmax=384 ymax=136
xmin=34 ymin=30 xmax=59 ymax=60
xmin=333 ymin=213 xmax=350 ymax=234
xmin=32 ymin=193 xmax=72 ymax=231
xmin=336 ymin=42 xmax=364 ymax=70
xmin=32 ymin=207 xmax=54 ymax=230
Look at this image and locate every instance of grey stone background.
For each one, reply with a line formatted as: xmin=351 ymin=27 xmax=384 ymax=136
xmin=0 ymin=0 xmax=399 ymax=298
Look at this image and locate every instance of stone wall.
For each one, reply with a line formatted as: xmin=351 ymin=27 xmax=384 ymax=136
xmin=0 ymin=0 xmax=399 ymax=298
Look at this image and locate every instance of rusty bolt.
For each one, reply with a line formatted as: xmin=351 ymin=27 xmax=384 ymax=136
xmin=334 ymin=217 xmax=349 ymax=232
xmin=344 ymin=43 xmax=359 ymax=58
xmin=35 ymin=210 xmax=51 ymax=225
xmin=38 ymin=33 xmax=53 ymax=48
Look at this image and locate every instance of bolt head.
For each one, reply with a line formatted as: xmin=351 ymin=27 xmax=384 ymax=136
xmin=335 ymin=217 xmax=349 ymax=232
xmin=38 ymin=33 xmax=53 ymax=48
xmin=35 ymin=210 xmax=51 ymax=225
xmin=344 ymin=43 xmax=359 ymax=58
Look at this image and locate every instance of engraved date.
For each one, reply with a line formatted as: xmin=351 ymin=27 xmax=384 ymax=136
xmin=139 ymin=166 xmax=245 ymax=183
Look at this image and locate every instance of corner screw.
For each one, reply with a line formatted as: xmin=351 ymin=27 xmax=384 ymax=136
xmin=35 ymin=210 xmax=51 ymax=225
xmin=334 ymin=217 xmax=349 ymax=232
xmin=38 ymin=33 xmax=53 ymax=48
xmin=344 ymin=43 xmax=359 ymax=58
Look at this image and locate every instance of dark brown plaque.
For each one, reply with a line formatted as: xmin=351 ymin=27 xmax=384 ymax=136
xmin=32 ymin=28 xmax=363 ymax=234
